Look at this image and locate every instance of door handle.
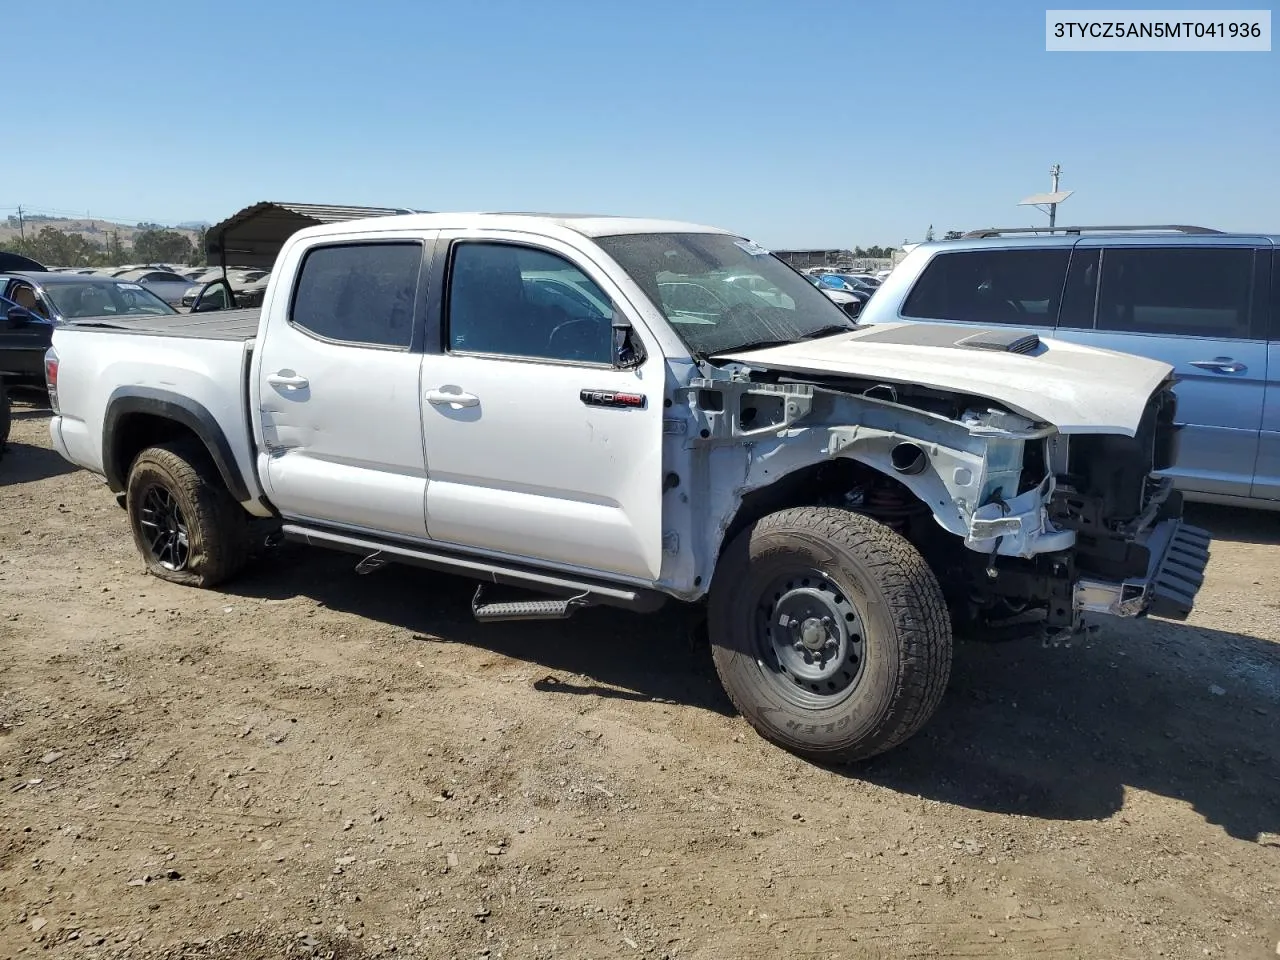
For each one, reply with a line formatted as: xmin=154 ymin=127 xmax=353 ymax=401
xmin=1189 ymin=358 xmax=1246 ymax=375
xmin=266 ymin=372 xmax=310 ymax=389
xmin=425 ymin=388 xmax=480 ymax=408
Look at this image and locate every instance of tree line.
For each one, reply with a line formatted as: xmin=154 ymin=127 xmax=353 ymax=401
xmin=0 ymin=226 xmax=206 ymax=268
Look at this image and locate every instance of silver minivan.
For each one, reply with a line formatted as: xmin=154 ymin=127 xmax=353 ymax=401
xmin=859 ymin=226 xmax=1279 ymax=511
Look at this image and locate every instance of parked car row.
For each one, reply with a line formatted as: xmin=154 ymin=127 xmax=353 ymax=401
xmin=39 ymin=262 xmax=269 ymax=308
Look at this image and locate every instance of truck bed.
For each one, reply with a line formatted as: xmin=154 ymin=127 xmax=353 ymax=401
xmin=66 ymin=308 xmax=260 ymax=341
xmin=49 ymin=309 xmax=267 ymax=514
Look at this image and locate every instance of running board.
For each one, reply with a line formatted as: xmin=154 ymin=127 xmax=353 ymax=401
xmin=471 ymin=584 xmax=588 ymax=622
xmin=279 ymin=523 xmax=666 ymax=613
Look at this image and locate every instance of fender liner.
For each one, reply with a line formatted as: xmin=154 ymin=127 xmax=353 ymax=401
xmin=103 ymin=387 xmax=250 ymax=502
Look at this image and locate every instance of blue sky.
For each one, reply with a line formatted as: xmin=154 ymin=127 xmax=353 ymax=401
xmin=5 ymin=0 xmax=1276 ymax=247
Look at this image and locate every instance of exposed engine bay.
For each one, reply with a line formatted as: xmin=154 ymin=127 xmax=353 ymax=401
xmin=670 ymin=347 xmax=1208 ymax=640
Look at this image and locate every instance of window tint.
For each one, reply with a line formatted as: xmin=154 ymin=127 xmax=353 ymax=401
xmin=290 ymin=242 xmax=421 ymax=348
xmin=902 ymin=249 xmax=1070 ymax=325
xmin=1057 ymin=248 xmax=1100 ymax=329
xmin=447 ymin=242 xmax=614 ymax=365
xmin=1273 ymin=250 xmax=1280 ymax=341
xmin=1095 ymin=247 xmax=1254 ymax=338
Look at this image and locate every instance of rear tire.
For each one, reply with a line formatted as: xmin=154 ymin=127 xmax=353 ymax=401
xmin=125 ymin=439 xmax=250 ymax=587
xmin=708 ymin=506 xmax=952 ymax=762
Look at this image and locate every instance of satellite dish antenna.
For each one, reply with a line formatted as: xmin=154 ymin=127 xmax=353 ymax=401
xmin=1018 ymin=164 xmax=1073 ymax=230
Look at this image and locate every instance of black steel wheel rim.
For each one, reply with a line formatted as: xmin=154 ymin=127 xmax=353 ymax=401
xmin=756 ymin=569 xmax=867 ymax=708
xmin=139 ymin=484 xmax=190 ymax=571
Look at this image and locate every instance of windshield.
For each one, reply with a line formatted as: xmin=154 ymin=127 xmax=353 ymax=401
xmin=595 ymin=232 xmax=857 ymax=356
xmin=43 ymin=280 xmax=178 ymax=319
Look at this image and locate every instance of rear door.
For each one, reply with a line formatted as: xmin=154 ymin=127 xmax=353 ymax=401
xmin=1051 ymin=242 xmax=1268 ymax=500
xmin=253 ymin=232 xmax=436 ymax=539
xmin=1252 ymin=247 xmax=1279 ymax=502
xmin=417 ymin=231 xmax=666 ymax=581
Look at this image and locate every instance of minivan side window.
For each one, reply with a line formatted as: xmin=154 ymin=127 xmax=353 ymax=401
xmin=1057 ymin=248 xmax=1100 ymax=329
xmin=290 ymin=242 xmax=422 ymax=348
xmin=1094 ymin=247 xmax=1254 ymax=339
xmin=901 ymin=249 xmax=1070 ymax=325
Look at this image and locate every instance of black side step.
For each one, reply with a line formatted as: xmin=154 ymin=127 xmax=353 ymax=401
xmin=280 ymin=523 xmax=666 ymax=613
xmin=471 ymin=584 xmax=588 ymax=622
xmin=1147 ymin=523 xmax=1212 ymax=621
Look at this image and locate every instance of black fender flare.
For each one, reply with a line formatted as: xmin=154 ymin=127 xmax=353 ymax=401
xmin=103 ymin=387 xmax=250 ymax=502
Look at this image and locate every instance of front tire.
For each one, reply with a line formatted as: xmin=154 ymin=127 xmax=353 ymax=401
xmin=708 ymin=506 xmax=952 ymax=763
xmin=125 ymin=439 xmax=250 ymax=587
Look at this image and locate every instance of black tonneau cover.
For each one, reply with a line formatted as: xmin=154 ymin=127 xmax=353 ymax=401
xmin=64 ymin=308 xmax=260 ymax=341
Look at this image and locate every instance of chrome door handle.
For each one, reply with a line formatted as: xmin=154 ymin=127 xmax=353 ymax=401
xmin=1189 ymin=358 xmax=1246 ymax=374
xmin=266 ymin=372 xmax=310 ymax=389
xmin=425 ymin=389 xmax=479 ymax=407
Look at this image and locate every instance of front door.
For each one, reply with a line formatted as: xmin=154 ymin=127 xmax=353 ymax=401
xmin=418 ymin=234 xmax=666 ymax=581
xmin=1051 ymin=244 xmax=1268 ymax=500
xmin=0 ymin=280 xmax=55 ymax=380
xmin=253 ymin=235 xmax=434 ymax=539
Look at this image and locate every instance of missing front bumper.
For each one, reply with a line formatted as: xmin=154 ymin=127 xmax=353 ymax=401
xmin=1073 ymin=519 xmax=1211 ymax=621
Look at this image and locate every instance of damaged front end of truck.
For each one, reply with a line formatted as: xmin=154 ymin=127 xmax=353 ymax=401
xmin=668 ymin=326 xmax=1210 ymax=641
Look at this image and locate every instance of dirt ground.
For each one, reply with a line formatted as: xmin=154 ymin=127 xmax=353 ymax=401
xmin=2 ymin=389 xmax=1278 ymax=960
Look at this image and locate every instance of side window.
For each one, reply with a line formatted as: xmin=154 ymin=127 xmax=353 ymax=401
xmin=290 ymin=242 xmax=421 ymax=348
xmin=901 ymin=249 xmax=1070 ymax=325
xmin=447 ymin=242 xmax=614 ymax=365
xmin=1057 ymin=248 xmax=1100 ymax=329
xmin=1095 ymin=247 xmax=1254 ymax=339
xmin=1273 ymin=250 xmax=1280 ymax=341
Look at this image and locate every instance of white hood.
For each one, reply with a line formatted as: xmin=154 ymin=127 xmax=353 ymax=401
xmin=718 ymin=322 xmax=1174 ymax=436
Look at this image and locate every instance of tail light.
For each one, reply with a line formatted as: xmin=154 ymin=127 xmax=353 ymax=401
xmin=44 ymin=347 xmax=60 ymax=414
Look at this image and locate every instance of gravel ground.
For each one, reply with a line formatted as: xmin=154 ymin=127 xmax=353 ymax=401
xmin=1 ymin=390 xmax=1278 ymax=959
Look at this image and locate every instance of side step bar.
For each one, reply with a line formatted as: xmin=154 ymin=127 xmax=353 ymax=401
xmin=471 ymin=584 xmax=589 ymax=622
xmin=280 ymin=523 xmax=667 ymax=614
xmin=1147 ymin=522 xmax=1211 ymax=621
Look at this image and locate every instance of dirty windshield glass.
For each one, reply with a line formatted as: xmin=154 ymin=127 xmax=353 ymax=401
xmin=595 ymin=232 xmax=856 ymax=357
xmin=43 ymin=280 xmax=177 ymax=319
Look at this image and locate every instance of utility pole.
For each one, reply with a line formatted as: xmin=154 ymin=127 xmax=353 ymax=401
xmin=1048 ymin=164 xmax=1062 ymax=230
xmin=17 ymin=205 xmax=24 ymax=240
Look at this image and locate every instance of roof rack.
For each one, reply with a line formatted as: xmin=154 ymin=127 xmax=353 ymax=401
xmin=960 ymin=224 xmax=1223 ymax=239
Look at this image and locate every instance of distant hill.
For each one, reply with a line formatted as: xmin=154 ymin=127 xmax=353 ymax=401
xmin=0 ymin=217 xmax=202 ymax=248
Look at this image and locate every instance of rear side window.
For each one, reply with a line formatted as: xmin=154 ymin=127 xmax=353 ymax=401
xmin=290 ymin=242 xmax=422 ymax=348
xmin=1095 ymin=247 xmax=1254 ymax=339
xmin=902 ymin=249 xmax=1070 ymax=325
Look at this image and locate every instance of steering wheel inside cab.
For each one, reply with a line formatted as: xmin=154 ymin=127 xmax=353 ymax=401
xmin=547 ymin=308 xmax=612 ymax=363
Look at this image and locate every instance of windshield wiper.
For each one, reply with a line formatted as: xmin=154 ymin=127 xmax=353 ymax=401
xmin=713 ymin=323 xmax=859 ymax=356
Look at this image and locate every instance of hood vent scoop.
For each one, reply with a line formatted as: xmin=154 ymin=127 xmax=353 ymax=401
xmin=955 ymin=330 xmax=1042 ymax=354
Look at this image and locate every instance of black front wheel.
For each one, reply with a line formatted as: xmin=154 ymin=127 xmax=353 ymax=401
xmin=708 ymin=506 xmax=952 ymax=763
xmin=125 ymin=439 xmax=250 ymax=587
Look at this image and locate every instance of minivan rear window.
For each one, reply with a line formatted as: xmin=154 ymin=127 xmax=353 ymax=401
xmin=1094 ymin=247 xmax=1254 ymax=339
xmin=901 ymin=249 xmax=1070 ymax=325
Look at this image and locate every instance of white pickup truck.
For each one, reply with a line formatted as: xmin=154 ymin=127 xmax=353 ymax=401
xmin=45 ymin=213 xmax=1210 ymax=763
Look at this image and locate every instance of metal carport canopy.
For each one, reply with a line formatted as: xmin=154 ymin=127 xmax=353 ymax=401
xmin=204 ymin=201 xmax=425 ymax=271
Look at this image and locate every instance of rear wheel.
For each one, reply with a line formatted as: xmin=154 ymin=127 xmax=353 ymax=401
xmin=708 ymin=506 xmax=952 ymax=762
xmin=125 ymin=439 xmax=250 ymax=587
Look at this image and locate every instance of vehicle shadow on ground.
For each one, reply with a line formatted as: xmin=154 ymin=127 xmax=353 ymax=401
xmin=230 ymin=547 xmax=734 ymax=716
xmin=0 ymin=442 xmax=77 ymax=484
xmin=856 ymin=617 xmax=1280 ymax=842
xmin=1185 ymin=501 xmax=1280 ymax=546
xmin=230 ymin=540 xmax=1279 ymax=841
